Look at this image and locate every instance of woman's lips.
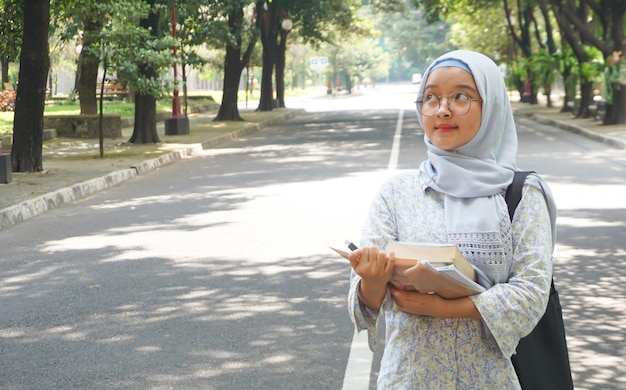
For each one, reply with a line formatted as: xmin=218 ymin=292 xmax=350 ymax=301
xmin=436 ymin=124 xmax=456 ymax=132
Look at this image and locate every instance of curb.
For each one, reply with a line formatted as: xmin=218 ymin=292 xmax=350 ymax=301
xmin=0 ymin=109 xmax=299 ymax=231
xmin=514 ymin=109 xmax=626 ymax=150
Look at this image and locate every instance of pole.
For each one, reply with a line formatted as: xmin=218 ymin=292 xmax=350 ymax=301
xmin=164 ymin=0 xmax=189 ymax=135
xmin=171 ymin=0 xmax=182 ymax=119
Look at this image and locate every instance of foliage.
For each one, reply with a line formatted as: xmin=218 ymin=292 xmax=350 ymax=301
xmin=67 ymin=89 xmax=79 ymax=104
xmin=175 ymin=0 xmax=254 ymax=71
xmin=578 ymin=46 xmax=604 ymax=84
xmin=505 ymin=58 xmax=528 ymax=90
xmin=184 ymin=0 xmax=255 ymax=47
xmin=601 ymin=52 xmax=626 ymax=104
xmin=324 ymin=37 xmax=391 ymax=85
xmin=0 ymin=90 xmax=16 ymax=111
xmin=555 ymin=47 xmax=578 ymax=98
xmin=52 ymin=0 xmax=174 ymax=98
xmin=0 ymin=0 xmax=23 ymax=69
xmin=100 ymin=2 xmax=174 ymax=97
xmin=286 ymin=0 xmax=374 ymax=46
xmin=528 ymin=49 xmax=560 ymax=94
xmin=448 ymin=3 xmax=511 ymax=60
xmin=373 ymin=4 xmax=452 ymax=79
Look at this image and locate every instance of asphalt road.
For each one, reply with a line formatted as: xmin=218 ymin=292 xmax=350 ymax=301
xmin=1 ymin=83 xmax=625 ymax=389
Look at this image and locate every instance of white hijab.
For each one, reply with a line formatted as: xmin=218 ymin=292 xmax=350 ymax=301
xmin=416 ymin=50 xmax=556 ymax=246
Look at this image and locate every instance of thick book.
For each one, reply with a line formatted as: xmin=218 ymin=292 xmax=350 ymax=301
xmin=330 ymin=241 xmax=485 ymax=299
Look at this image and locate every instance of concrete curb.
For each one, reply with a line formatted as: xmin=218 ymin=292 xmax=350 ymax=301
xmin=514 ymin=110 xmax=626 ymax=150
xmin=0 ymin=168 xmax=137 ymax=231
xmin=0 ymin=109 xmax=299 ymax=231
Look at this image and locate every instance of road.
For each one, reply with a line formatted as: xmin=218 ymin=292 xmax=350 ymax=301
xmin=1 ymin=83 xmax=625 ymax=389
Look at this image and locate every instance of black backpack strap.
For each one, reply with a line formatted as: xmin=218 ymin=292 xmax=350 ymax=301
xmin=505 ymin=171 xmax=533 ymax=222
xmin=507 ymin=171 xmax=574 ymax=389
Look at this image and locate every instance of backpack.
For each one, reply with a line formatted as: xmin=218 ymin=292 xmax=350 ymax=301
xmin=505 ymin=171 xmax=574 ymax=390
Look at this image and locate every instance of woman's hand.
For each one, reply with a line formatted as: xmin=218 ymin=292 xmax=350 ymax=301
xmin=389 ymin=285 xmax=447 ymax=317
xmin=348 ymin=246 xmax=395 ymax=310
xmin=348 ymin=246 xmax=394 ymax=286
xmin=389 ymin=285 xmax=481 ymax=319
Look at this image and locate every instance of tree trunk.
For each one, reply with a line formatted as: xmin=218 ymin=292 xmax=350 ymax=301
xmin=214 ymin=5 xmax=246 ymax=121
xmin=257 ymin=3 xmax=277 ymax=112
xmin=77 ymin=18 xmax=102 ymax=115
xmin=258 ymin=50 xmax=275 ymax=111
xmin=215 ymin=44 xmax=244 ymax=121
xmin=604 ymin=83 xmax=626 ymax=125
xmin=605 ymin=8 xmax=626 ymax=124
xmin=614 ymin=85 xmax=626 ymax=124
xmin=275 ymin=29 xmax=287 ymax=108
xmin=11 ymin=0 xmax=49 ymax=173
xmin=129 ymin=93 xmax=159 ymax=143
xmin=576 ymin=81 xmax=594 ymax=118
xmin=129 ymin=0 xmax=160 ymax=144
xmin=1 ymin=59 xmax=9 ymax=85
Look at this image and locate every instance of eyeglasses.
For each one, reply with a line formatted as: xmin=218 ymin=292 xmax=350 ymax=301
xmin=415 ymin=92 xmax=482 ymax=117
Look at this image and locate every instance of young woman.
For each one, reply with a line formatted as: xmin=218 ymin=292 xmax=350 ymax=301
xmin=347 ymin=50 xmax=557 ymax=389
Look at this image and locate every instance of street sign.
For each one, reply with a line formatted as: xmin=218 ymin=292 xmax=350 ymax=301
xmin=310 ymin=57 xmax=329 ymax=70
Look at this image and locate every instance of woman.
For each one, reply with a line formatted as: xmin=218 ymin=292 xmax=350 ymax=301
xmin=347 ymin=50 xmax=557 ymax=389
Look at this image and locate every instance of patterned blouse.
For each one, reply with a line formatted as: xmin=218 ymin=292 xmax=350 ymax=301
xmin=348 ymin=171 xmax=553 ymax=389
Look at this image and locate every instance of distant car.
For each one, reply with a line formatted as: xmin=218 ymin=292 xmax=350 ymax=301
xmin=411 ymin=73 xmax=422 ymax=84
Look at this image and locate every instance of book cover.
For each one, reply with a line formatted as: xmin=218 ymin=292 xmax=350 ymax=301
xmin=330 ymin=241 xmax=486 ymax=299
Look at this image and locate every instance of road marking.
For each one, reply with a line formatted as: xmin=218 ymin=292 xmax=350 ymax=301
xmin=388 ymin=109 xmax=403 ymax=171
xmin=342 ymin=329 xmax=373 ymax=389
xmin=343 ymin=109 xmax=404 ymax=389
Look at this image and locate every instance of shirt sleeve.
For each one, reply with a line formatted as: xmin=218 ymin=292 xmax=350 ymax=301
xmin=348 ymin=270 xmax=383 ymax=351
xmin=470 ymin=184 xmax=554 ymax=357
xmin=347 ymin=180 xmax=399 ymax=352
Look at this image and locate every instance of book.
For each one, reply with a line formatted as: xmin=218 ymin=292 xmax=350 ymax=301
xmin=330 ymin=241 xmax=486 ymax=299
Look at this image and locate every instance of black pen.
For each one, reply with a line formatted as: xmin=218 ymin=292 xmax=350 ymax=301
xmin=344 ymin=240 xmax=358 ymax=251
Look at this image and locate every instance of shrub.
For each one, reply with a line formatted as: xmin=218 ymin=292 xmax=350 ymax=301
xmin=0 ymin=91 xmax=16 ymax=112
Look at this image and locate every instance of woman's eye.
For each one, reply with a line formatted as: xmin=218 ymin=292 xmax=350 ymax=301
xmin=424 ymin=93 xmax=438 ymax=102
xmin=452 ymin=92 xmax=471 ymax=101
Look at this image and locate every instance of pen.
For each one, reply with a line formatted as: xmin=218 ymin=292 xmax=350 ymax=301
xmin=344 ymin=240 xmax=358 ymax=251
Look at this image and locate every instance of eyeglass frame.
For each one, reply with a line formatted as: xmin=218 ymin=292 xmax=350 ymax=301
xmin=415 ymin=92 xmax=483 ymax=117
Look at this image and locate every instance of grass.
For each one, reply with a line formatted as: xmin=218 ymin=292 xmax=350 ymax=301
xmin=0 ymin=87 xmax=323 ymax=136
xmin=0 ymin=97 xmax=212 ymax=135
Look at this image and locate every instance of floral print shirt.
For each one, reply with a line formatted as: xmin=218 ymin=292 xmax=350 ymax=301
xmin=348 ymin=171 xmax=553 ymax=389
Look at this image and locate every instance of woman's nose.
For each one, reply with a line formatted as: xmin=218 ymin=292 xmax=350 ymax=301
xmin=436 ymin=97 xmax=452 ymax=117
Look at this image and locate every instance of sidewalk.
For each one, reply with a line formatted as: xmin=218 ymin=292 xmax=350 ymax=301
xmin=511 ymin=101 xmax=626 ymax=150
xmin=1 ymin=100 xmax=625 ymax=231
xmin=0 ymin=107 xmax=299 ymax=231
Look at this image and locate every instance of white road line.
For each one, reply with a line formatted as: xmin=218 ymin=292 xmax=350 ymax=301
xmin=341 ymin=329 xmax=373 ymax=390
xmin=387 ymin=109 xmax=403 ymax=171
xmin=342 ymin=109 xmax=404 ymax=389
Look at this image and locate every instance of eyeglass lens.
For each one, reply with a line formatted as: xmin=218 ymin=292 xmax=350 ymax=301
xmin=416 ymin=92 xmax=475 ymax=117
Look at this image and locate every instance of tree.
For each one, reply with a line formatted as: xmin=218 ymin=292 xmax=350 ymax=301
xmin=129 ymin=0 xmax=164 ymax=144
xmin=502 ymin=0 xmax=547 ymax=104
xmin=375 ymin=5 xmax=452 ymax=79
xmin=77 ymin=18 xmax=103 ymax=115
xmin=52 ymin=0 xmax=108 ymax=115
xmin=213 ymin=1 xmax=258 ymax=121
xmin=254 ymin=0 xmax=369 ymax=110
xmin=11 ymin=0 xmax=50 ymax=172
xmin=166 ymin=1 xmax=209 ymax=117
xmin=52 ymin=0 xmax=174 ymax=138
xmin=174 ymin=0 xmax=258 ymax=121
xmin=324 ymin=37 xmax=391 ymax=90
xmin=0 ymin=0 xmax=23 ymax=86
xmin=256 ymin=0 xmax=279 ymax=111
xmin=551 ymin=0 xmax=626 ymax=124
xmin=549 ymin=0 xmax=601 ymax=118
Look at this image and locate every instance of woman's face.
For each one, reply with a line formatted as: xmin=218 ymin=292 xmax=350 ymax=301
xmin=420 ymin=67 xmax=482 ymax=151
